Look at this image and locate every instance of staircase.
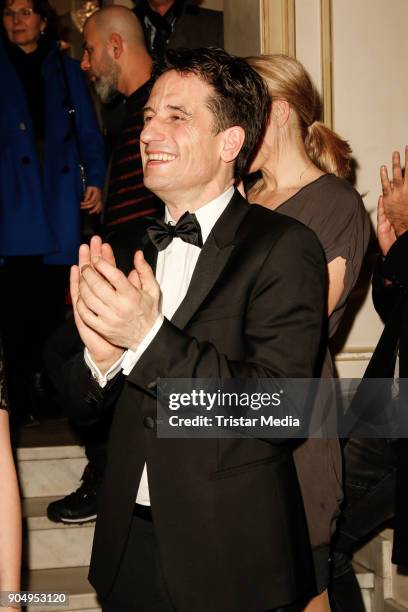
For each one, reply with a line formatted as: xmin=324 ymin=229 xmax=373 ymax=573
xmin=16 ymin=419 xmax=101 ymax=612
xmin=15 ymin=419 xmax=408 ymax=612
xmin=354 ymin=530 xmax=408 ymax=612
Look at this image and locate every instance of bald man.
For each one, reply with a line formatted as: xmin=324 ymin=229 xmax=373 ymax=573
xmin=82 ymin=6 xmax=163 ymax=229
xmin=47 ymin=7 xmax=162 ymax=527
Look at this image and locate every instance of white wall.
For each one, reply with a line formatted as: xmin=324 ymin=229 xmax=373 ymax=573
xmin=295 ymin=0 xmax=408 ymax=376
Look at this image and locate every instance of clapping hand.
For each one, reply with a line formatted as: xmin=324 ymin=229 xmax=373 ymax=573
xmin=70 ymin=236 xmax=124 ymax=373
xmin=71 ymin=236 xmax=161 ymax=373
xmin=379 ymin=147 xmax=408 ymax=243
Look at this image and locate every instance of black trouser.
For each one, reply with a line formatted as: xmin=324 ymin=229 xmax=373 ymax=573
xmin=0 ymin=256 xmax=69 ymax=419
xmin=44 ymin=316 xmax=109 ymax=474
xmin=102 ymin=509 xmax=304 ymax=612
xmin=330 ymin=438 xmax=398 ymax=611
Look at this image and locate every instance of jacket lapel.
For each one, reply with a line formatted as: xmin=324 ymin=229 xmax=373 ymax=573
xmin=141 ymin=233 xmax=158 ymax=273
xmin=171 ymin=190 xmax=249 ymax=330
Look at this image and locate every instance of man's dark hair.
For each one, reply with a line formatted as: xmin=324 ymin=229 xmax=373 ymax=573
xmin=154 ymin=47 xmax=270 ymax=177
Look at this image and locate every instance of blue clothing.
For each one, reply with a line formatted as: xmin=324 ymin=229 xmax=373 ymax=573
xmin=0 ymin=39 xmax=106 ymax=264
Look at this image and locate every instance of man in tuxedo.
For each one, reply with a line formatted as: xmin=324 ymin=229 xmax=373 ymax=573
xmin=64 ymin=48 xmax=326 ymax=611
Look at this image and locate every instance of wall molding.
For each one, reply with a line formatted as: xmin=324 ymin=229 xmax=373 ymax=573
xmin=260 ymin=0 xmax=296 ymax=56
xmin=320 ymin=0 xmax=333 ymax=127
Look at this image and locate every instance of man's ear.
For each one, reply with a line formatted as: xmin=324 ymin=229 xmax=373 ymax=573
xmin=110 ymin=33 xmax=123 ymax=59
xmin=220 ymin=126 xmax=246 ymax=164
xmin=271 ymin=99 xmax=290 ymax=128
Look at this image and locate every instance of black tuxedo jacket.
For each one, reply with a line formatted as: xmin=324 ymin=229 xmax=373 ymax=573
xmin=64 ymin=192 xmax=326 ymax=611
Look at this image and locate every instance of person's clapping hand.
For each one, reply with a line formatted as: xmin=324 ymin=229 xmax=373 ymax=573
xmin=76 ymin=245 xmax=160 ymax=357
xmin=70 ymin=236 xmax=124 ymax=373
xmin=380 ymin=147 xmax=408 ymax=239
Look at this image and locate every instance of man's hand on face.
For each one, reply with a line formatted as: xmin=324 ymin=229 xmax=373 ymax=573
xmin=77 ymin=248 xmax=161 ymax=355
xmin=71 ymin=237 xmax=124 ymax=373
xmin=380 ymin=147 xmax=408 ymax=238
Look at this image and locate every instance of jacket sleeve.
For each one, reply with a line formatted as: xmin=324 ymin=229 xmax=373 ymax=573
xmin=127 ymin=224 xmax=326 ymax=386
xmin=62 ymin=352 xmax=125 ymax=426
xmin=66 ymin=58 xmax=106 ymax=189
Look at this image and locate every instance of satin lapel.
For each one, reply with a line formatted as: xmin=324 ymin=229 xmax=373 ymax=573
xmin=141 ymin=234 xmax=158 ymax=273
xmin=171 ymin=191 xmax=249 ymax=330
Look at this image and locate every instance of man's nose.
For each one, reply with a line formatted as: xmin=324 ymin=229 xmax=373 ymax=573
xmin=80 ymin=52 xmax=90 ymax=72
xmin=140 ymin=117 xmax=165 ymax=144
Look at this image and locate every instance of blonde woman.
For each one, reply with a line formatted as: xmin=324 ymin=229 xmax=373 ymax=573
xmin=0 ymin=341 xmax=21 ymax=612
xmin=246 ymin=54 xmax=371 ymax=612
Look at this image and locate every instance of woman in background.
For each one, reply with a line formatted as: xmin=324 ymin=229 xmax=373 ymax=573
xmin=246 ymin=54 xmax=371 ymax=612
xmin=0 ymin=339 xmax=21 ymax=612
xmin=0 ymin=0 xmax=106 ymax=423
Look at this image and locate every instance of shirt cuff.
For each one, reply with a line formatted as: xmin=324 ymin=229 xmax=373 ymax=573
xmin=84 ymin=348 xmax=126 ymax=388
xmin=122 ymin=315 xmax=164 ymax=375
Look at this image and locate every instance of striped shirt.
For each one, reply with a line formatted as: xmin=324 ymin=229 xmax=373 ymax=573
xmin=104 ymin=80 xmax=163 ymax=228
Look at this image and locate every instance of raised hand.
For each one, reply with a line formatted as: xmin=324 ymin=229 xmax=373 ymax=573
xmin=380 ymin=147 xmax=408 ymax=237
xmin=77 ymin=251 xmax=160 ymax=352
xmin=377 ymin=195 xmax=397 ymax=256
xmin=70 ymin=239 xmax=124 ymax=373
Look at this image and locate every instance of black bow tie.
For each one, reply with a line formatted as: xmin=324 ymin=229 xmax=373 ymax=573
xmin=147 ymin=212 xmax=203 ymax=251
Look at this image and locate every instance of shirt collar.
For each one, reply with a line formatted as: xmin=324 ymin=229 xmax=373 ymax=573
xmin=164 ymin=186 xmax=234 ymax=244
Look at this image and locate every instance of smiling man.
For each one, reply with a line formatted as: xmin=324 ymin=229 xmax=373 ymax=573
xmin=64 ymin=48 xmax=327 ymax=612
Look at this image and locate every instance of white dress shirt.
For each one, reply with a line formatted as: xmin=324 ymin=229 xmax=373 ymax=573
xmin=85 ymin=186 xmax=234 ymax=505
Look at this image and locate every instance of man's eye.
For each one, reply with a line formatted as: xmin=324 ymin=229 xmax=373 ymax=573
xmin=171 ymin=115 xmax=184 ymax=121
xmin=144 ymin=115 xmax=153 ymax=124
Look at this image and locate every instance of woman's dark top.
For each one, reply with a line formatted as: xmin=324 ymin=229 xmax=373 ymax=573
xmin=275 ymin=173 xmax=371 ymax=340
xmin=258 ymin=173 xmax=371 ymax=557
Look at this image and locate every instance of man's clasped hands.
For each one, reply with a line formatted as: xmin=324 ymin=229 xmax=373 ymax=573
xmin=71 ymin=236 xmax=161 ymax=373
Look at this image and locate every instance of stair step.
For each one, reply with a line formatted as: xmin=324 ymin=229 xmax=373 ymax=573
xmin=22 ymin=497 xmax=94 ymax=570
xmin=16 ymin=420 xmax=87 ymax=498
xmin=22 ymin=566 xmax=100 ymax=611
xmin=384 ymin=599 xmax=408 ymax=612
xmin=355 ymin=567 xmax=375 ymax=589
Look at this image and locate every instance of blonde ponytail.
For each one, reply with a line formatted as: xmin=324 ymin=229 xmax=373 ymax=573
xmin=247 ymin=54 xmax=353 ymax=180
xmin=306 ymin=121 xmax=352 ymax=178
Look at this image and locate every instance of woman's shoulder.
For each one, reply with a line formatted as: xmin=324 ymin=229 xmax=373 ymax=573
xmin=309 ymin=173 xmax=362 ymax=204
xmin=302 ymin=174 xmax=367 ymax=226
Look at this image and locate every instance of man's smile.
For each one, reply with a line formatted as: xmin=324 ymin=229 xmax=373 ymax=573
xmin=146 ymin=152 xmax=177 ymax=164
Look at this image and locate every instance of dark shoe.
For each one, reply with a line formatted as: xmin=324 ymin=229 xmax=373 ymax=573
xmin=22 ymin=412 xmax=41 ymax=427
xmin=47 ymin=462 xmax=101 ymax=524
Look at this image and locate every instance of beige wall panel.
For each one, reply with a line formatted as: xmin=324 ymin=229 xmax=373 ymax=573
xmin=331 ymin=0 xmax=408 ymax=354
xmin=224 ymin=0 xmax=261 ymax=56
xmin=295 ymin=0 xmax=322 ymax=94
xmin=201 ymin=0 xmax=224 ymax=10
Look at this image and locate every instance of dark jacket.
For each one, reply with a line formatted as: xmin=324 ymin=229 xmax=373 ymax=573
xmin=133 ymin=0 xmax=224 ymax=57
xmin=64 ymin=191 xmax=326 ymax=611
xmin=0 ymin=38 xmax=105 ymax=264
xmin=370 ymin=232 xmax=408 ymax=565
